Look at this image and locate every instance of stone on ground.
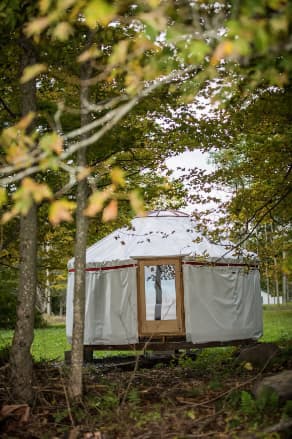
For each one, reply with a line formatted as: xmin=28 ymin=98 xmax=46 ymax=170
xmin=237 ymin=343 xmax=280 ymax=368
xmin=254 ymin=370 xmax=292 ymax=403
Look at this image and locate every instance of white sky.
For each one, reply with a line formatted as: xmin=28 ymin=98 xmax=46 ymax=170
xmin=165 ymin=149 xmax=214 ymax=176
xmin=165 ymin=149 xmax=228 ymax=215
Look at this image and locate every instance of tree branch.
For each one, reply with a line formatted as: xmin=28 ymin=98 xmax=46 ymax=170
xmin=0 ymin=96 xmax=18 ymax=119
xmin=0 ymin=64 xmax=199 ymax=187
xmin=216 ymin=185 xmax=292 ymax=261
xmin=242 ymin=164 xmax=292 ymax=233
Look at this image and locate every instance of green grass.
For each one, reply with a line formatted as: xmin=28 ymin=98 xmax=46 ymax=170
xmin=0 ymin=304 xmax=291 ymax=361
xmin=261 ymin=303 xmax=292 ymax=342
xmin=0 ymin=325 xmax=71 ymax=361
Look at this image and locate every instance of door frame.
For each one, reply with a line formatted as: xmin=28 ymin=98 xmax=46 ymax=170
xmin=137 ymin=257 xmax=185 ymax=336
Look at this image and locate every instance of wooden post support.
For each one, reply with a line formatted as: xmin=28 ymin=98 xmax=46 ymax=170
xmin=83 ymin=346 xmax=94 ymax=363
xmin=64 ymin=350 xmax=72 ymax=365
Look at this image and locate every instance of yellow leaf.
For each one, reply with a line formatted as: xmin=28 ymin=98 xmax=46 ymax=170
xmin=25 ymin=17 xmax=50 ymax=36
xmin=84 ymin=190 xmax=110 ymax=216
xmin=16 ymin=112 xmax=35 ymax=130
xmin=133 ymin=36 xmax=159 ymax=53
xmin=39 ymin=0 xmax=51 ymax=14
xmin=84 ymin=0 xmax=117 ymax=28
xmin=16 ymin=177 xmax=52 ymax=204
xmin=109 ymin=40 xmax=129 ymax=65
xmin=0 ymin=249 xmax=9 ymax=258
xmin=243 ymin=362 xmax=253 ymax=371
xmin=77 ymin=45 xmax=101 ymax=63
xmin=1 ymin=209 xmax=17 ymax=224
xmin=211 ymin=40 xmax=234 ymax=65
xmin=39 ymin=155 xmax=59 ymax=171
xmin=40 ymin=132 xmax=63 ymax=155
xmin=125 ymin=70 xmax=142 ymax=95
xmin=77 ymin=167 xmax=92 ymax=181
xmin=139 ymin=10 xmax=167 ymax=32
xmin=49 ymin=200 xmax=76 ymax=225
xmin=20 ymin=64 xmax=47 ymax=84
xmin=129 ymin=190 xmax=145 ymax=216
xmin=146 ymin=0 xmax=161 ymax=7
xmin=1 ymin=126 xmax=18 ymax=145
xmin=6 ymin=144 xmax=31 ymax=167
xmin=52 ymin=22 xmax=73 ymax=41
xmin=110 ymin=167 xmax=125 ymax=187
xmin=0 ymin=188 xmax=7 ymax=207
xmin=102 ymin=199 xmax=118 ymax=222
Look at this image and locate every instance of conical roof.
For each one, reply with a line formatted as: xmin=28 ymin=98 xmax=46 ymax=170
xmin=68 ymin=211 xmax=254 ymax=268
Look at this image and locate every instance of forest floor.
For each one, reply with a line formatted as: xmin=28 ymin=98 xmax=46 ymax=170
xmin=0 ymin=342 xmax=292 ymax=438
xmin=0 ymin=305 xmax=292 ymax=438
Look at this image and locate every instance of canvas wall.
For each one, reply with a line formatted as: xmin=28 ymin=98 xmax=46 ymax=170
xmin=183 ymin=263 xmax=263 ymax=343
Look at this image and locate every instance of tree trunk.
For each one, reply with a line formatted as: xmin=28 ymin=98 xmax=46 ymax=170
xmin=45 ymin=267 xmax=51 ymax=315
xmin=264 ymin=224 xmax=270 ymax=305
xmin=282 ymin=250 xmax=287 ymax=304
xmin=155 ymin=265 xmax=162 ymax=320
xmin=69 ymin=62 xmax=90 ymax=399
xmin=9 ymin=35 xmax=38 ymax=404
xmin=10 ymin=205 xmax=37 ymax=402
xmin=274 ymin=256 xmax=280 ymax=305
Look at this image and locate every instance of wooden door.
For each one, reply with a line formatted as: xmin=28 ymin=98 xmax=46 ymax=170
xmin=137 ymin=258 xmax=185 ymax=336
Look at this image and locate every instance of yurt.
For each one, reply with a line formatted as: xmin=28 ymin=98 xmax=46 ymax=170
xmin=66 ymin=210 xmax=263 ymax=352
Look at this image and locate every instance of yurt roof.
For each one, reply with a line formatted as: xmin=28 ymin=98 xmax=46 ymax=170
xmin=68 ymin=210 xmax=255 ymax=268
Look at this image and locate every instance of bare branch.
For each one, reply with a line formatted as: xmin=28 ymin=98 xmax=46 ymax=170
xmin=215 ymin=185 xmax=292 ymax=261
xmin=61 ymin=65 xmax=199 ymax=159
xmin=0 ymin=163 xmax=42 ymax=186
xmin=0 ymin=64 xmax=199 ymax=187
xmin=0 ymin=96 xmax=18 ymax=119
xmin=242 ymin=164 xmax=292 ymax=234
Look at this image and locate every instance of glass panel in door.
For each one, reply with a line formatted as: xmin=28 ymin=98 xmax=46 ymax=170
xmin=138 ymin=259 xmax=184 ymax=336
xmin=144 ymin=264 xmax=176 ymax=321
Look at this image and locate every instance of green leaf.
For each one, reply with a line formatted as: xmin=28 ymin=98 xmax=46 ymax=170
xmin=186 ymin=40 xmax=211 ymax=64
xmin=110 ymin=167 xmax=125 ymax=187
xmin=39 ymin=132 xmax=63 ymax=155
xmin=0 ymin=188 xmax=7 ymax=207
xmin=254 ymin=26 xmax=269 ymax=53
xmin=84 ymin=0 xmax=117 ymax=28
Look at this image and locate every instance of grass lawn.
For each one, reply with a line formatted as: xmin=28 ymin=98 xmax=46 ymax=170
xmin=261 ymin=303 xmax=292 ymax=342
xmin=0 ymin=304 xmax=291 ymax=361
xmin=0 ymin=325 xmax=71 ymax=361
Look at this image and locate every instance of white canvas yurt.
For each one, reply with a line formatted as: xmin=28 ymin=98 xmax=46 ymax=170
xmin=66 ymin=210 xmax=263 ymax=349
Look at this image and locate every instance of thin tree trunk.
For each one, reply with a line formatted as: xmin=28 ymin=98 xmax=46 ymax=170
xmin=9 ymin=36 xmax=38 ymax=403
xmin=10 ymin=35 xmax=38 ymax=403
xmin=59 ymin=300 xmax=64 ymax=317
xmin=155 ymin=265 xmax=162 ymax=320
xmin=10 ymin=205 xmax=37 ymax=402
xmin=265 ymin=264 xmax=270 ymax=305
xmin=69 ymin=62 xmax=90 ymax=399
xmin=274 ymin=256 xmax=280 ymax=305
xmin=264 ymin=224 xmax=270 ymax=305
xmin=282 ymin=250 xmax=287 ymax=304
xmin=46 ymin=272 xmax=51 ymax=315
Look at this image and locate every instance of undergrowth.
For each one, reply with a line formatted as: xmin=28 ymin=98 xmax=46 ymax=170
xmin=1 ymin=306 xmax=292 ymax=437
xmin=2 ymin=342 xmax=291 ymax=438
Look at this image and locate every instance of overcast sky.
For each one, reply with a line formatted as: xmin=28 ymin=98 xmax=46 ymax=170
xmin=165 ymin=149 xmax=214 ymax=176
xmin=165 ymin=149 xmax=228 ymax=215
